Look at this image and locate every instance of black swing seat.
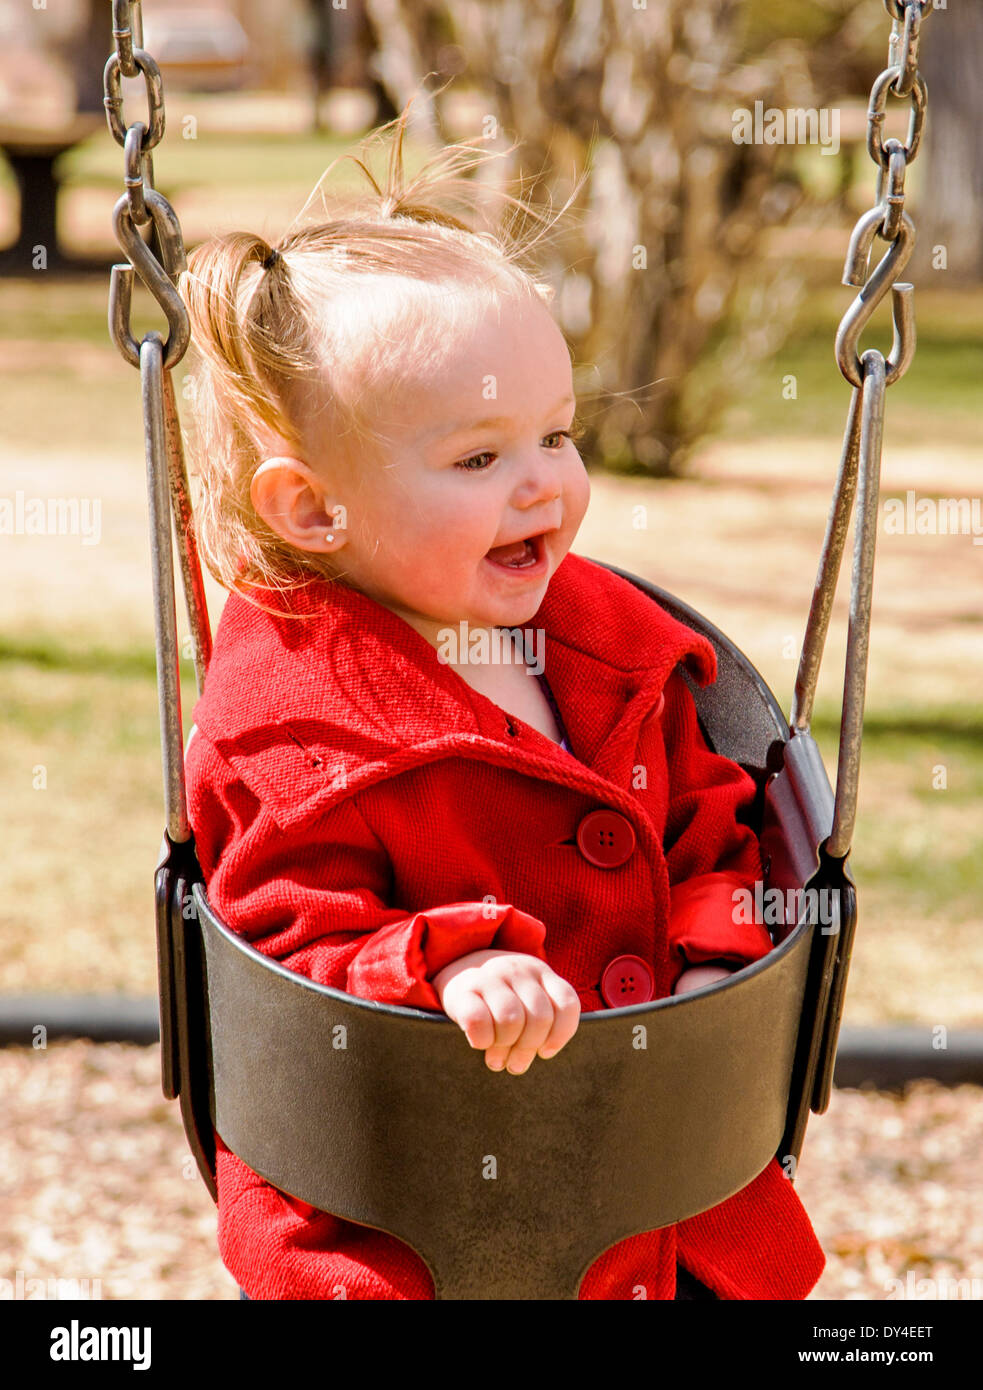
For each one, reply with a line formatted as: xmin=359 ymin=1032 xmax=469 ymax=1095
xmin=155 ymin=563 xmax=856 ymax=1300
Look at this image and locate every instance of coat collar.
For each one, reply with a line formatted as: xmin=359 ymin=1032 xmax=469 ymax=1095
xmin=192 ymin=551 xmax=717 ymax=829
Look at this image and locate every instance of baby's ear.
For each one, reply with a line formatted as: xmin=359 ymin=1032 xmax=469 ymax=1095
xmin=250 ymin=456 xmax=340 ymax=553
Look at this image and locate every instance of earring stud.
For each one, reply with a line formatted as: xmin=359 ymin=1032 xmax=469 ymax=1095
xmin=325 ymin=533 xmax=334 ymax=543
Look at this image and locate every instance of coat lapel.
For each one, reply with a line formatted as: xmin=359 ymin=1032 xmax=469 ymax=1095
xmin=193 ymin=552 xmax=718 ymax=829
xmin=528 ymin=562 xmax=716 ymax=780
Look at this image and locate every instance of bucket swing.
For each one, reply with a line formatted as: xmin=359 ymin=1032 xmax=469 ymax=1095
xmin=102 ymin=0 xmax=930 ymax=1299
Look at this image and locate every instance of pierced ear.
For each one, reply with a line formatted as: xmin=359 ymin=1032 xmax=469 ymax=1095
xmin=250 ymin=457 xmax=343 ymax=552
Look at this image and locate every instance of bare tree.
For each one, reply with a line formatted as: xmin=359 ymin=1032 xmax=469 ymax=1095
xmin=362 ymin=0 xmax=872 ymax=476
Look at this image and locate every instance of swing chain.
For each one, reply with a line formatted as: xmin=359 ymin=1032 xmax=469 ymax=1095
xmin=102 ymin=0 xmax=213 ymax=830
xmin=104 ymin=1 xmax=159 ymax=239
xmin=835 ymin=0 xmax=931 ymax=390
xmin=791 ymin=0 xmax=931 ymax=861
xmin=104 ymin=0 xmax=189 ymax=372
xmin=884 ymin=0 xmax=924 ymax=101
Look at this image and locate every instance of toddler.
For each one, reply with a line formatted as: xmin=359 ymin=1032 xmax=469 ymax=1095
xmin=182 ymin=107 xmax=826 ymax=1300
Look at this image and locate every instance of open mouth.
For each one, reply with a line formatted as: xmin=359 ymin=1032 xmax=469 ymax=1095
xmin=484 ymin=532 xmax=547 ymax=571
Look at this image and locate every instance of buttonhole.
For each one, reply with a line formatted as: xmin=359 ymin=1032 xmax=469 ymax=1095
xmin=285 ymin=726 xmax=323 ymax=772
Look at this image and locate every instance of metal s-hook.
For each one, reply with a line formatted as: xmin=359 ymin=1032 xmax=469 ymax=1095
xmin=109 ymin=188 xmax=189 ymax=370
xmin=835 ymin=207 xmax=916 ymax=390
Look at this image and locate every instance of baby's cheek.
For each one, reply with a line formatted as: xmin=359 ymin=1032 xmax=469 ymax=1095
xmin=566 ymin=465 xmax=591 ymax=532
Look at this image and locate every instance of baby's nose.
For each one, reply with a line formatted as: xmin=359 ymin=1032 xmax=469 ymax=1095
xmin=514 ymin=453 xmax=563 ymax=505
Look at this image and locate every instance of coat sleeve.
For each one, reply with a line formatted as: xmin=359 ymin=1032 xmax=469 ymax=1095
xmin=660 ymin=669 xmax=773 ymax=973
xmin=186 ymin=733 xmax=548 ymax=1011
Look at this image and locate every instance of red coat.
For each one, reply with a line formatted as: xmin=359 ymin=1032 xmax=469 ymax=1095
xmin=186 ymin=551 xmax=825 ymax=1300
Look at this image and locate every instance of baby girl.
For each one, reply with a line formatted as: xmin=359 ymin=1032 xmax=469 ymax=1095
xmin=182 ymin=109 xmax=826 ymax=1300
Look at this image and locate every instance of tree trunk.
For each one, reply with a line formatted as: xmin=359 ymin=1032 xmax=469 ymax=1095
xmin=914 ymin=2 xmax=983 ymax=283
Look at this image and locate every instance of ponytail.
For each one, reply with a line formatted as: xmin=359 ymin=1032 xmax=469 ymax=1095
xmin=181 ymin=231 xmax=315 ymax=452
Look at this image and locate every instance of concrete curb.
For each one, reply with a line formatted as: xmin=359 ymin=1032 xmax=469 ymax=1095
xmin=0 ymin=996 xmax=160 ymax=1046
xmin=831 ymin=1025 xmax=983 ymax=1089
xmin=1 ymin=999 xmax=981 ymax=1088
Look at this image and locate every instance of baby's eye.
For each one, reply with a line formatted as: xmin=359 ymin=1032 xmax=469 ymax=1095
xmin=454 ymin=428 xmax=580 ymax=471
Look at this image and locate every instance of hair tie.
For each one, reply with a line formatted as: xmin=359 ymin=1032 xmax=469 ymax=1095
xmin=262 ymin=248 xmax=281 ymax=271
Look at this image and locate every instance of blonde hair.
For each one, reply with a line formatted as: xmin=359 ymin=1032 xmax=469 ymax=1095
xmin=178 ymin=90 xmax=584 ymax=616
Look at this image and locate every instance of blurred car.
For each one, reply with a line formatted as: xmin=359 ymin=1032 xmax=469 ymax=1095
xmin=140 ymin=8 xmax=252 ymax=92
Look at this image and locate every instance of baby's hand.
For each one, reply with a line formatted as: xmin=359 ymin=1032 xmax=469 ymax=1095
xmin=432 ymin=949 xmax=581 ymax=1075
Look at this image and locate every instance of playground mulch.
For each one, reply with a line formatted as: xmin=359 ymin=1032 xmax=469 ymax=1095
xmin=1 ymin=1039 xmax=979 ymax=1301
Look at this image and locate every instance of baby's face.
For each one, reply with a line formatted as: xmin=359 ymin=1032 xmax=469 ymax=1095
xmin=324 ymin=294 xmax=590 ymax=644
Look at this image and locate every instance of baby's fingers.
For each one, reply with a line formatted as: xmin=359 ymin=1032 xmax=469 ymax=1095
xmin=500 ymin=978 xmax=559 ymax=1074
xmin=536 ymin=976 xmax=581 ymax=1059
xmin=479 ymin=982 xmax=529 ymax=1071
xmin=446 ymin=991 xmax=497 ymax=1052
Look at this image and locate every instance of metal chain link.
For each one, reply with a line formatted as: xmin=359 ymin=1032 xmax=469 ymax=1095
xmin=103 ymin=0 xmax=211 ymax=840
xmin=105 ymin=0 xmax=188 ymax=368
xmin=791 ymin=0 xmax=931 ymax=860
xmin=837 ymin=0 xmax=930 ymax=390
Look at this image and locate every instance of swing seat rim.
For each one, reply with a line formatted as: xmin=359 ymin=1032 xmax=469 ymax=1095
xmin=190 ymin=873 xmax=815 ymax=1025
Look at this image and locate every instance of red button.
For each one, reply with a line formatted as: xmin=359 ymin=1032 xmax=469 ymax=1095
xmin=600 ymin=955 xmax=655 ymax=1008
xmin=576 ymin=809 xmax=636 ymax=868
